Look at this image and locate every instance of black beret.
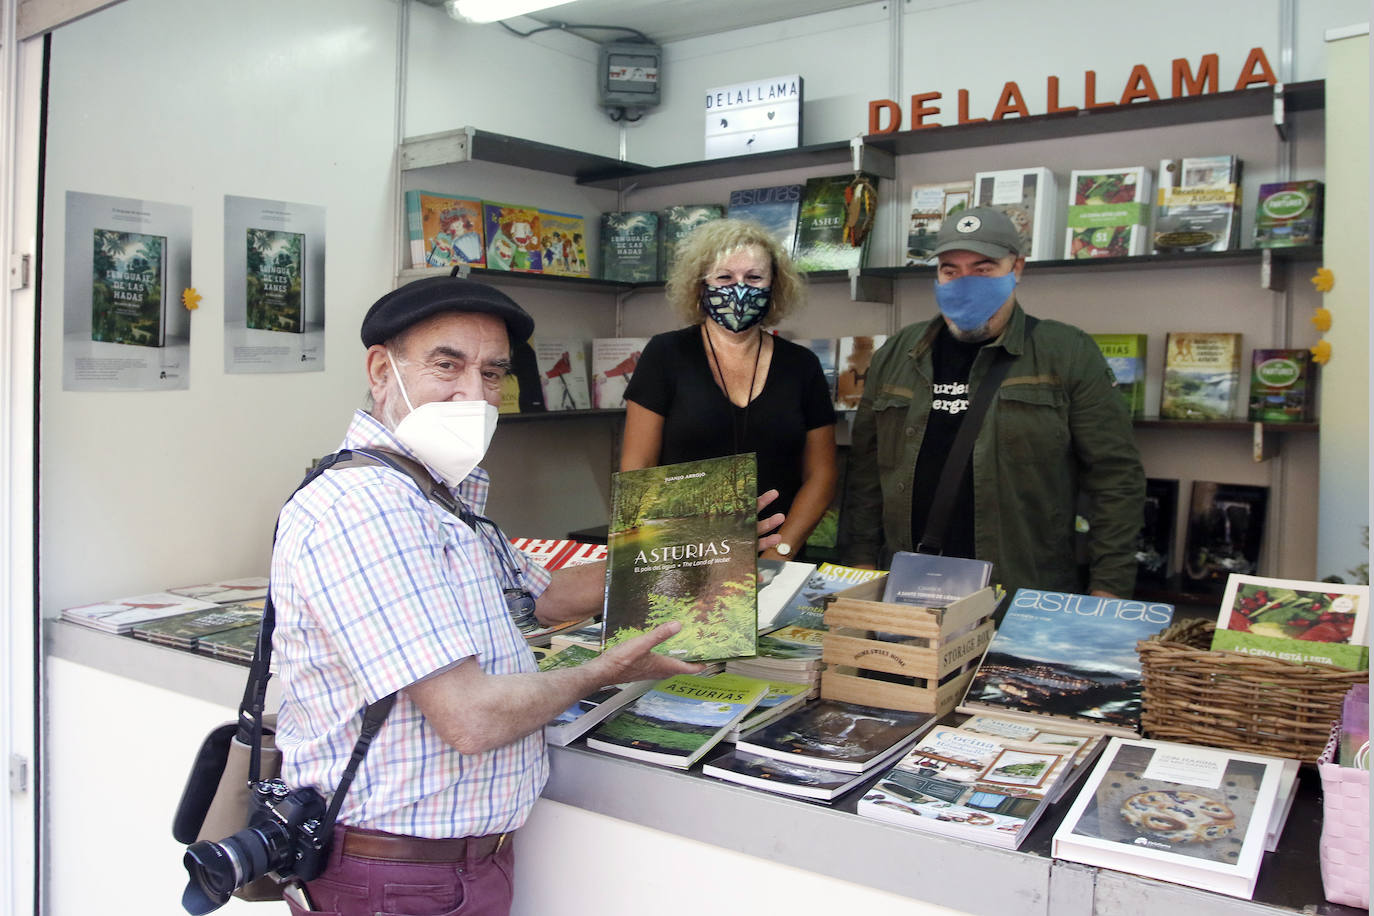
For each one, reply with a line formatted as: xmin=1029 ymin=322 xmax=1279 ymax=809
xmin=360 ymin=275 xmax=535 ymax=348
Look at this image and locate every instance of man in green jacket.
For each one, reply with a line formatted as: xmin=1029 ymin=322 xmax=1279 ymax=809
xmin=842 ymin=207 xmax=1144 ymax=599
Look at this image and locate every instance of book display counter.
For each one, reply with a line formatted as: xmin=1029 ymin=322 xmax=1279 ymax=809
xmin=45 ymin=620 xmax=1364 ymax=916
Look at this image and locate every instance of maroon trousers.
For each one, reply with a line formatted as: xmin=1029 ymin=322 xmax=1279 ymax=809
xmin=283 ymin=824 xmax=516 ymax=916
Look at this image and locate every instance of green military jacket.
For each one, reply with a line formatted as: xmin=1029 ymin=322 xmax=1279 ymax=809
xmin=842 ymin=304 xmax=1145 ymax=598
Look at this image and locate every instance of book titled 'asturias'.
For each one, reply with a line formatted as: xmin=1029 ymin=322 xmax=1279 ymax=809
xmin=584 ymin=672 xmax=768 ymax=768
xmin=1091 ymin=333 xmax=1148 ymax=418
xmin=959 ymin=589 xmax=1175 ymax=736
xmin=602 ymin=454 xmax=759 ymax=662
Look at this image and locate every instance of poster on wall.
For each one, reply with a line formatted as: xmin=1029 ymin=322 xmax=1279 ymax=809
xmin=704 ymin=74 xmax=803 ymax=160
xmin=62 ymin=191 xmax=193 ymax=391
xmin=223 ymin=195 xmax=326 ymax=374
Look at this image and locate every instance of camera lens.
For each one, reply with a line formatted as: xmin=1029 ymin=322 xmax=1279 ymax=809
xmin=180 ymin=825 xmax=281 ymax=915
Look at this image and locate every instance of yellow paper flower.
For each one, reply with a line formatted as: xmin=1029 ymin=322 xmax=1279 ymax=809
xmin=1310 ymin=339 xmax=1332 ymax=365
xmin=181 ymin=287 xmax=202 ymax=310
xmin=1310 ymin=267 xmax=1334 ymax=293
xmin=1310 ymin=307 xmax=1332 ymax=332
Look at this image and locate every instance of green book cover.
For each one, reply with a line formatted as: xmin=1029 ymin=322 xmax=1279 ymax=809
xmin=599 ymin=210 xmax=659 ymax=282
xmin=198 ymin=623 xmax=262 ymax=661
xmin=1253 ymin=180 xmax=1323 ymax=248
xmin=1091 ymin=333 xmax=1148 ymax=418
xmin=1210 ymin=629 xmax=1367 ymax=671
xmin=91 ymin=228 xmax=167 ymax=347
xmin=658 ymin=204 xmax=723 ymax=278
xmin=246 ymin=228 xmax=305 ymax=333
xmin=536 ymin=643 xmax=601 ymax=671
xmin=1160 ymin=332 xmax=1241 ymax=420
xmin=793 ymin=173 xmax=876 ymax=272
xmin=130 ymin=605 xmax=263 ymax=649
xmin=603 ymin=453 xmax=758 ymax=662
xmin=1247 ymin=348 xmax=1315 ymax=422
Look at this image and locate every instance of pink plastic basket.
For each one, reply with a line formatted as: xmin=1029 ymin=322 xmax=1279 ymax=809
xmin=1317 ymin=720 xmax=1370 ymax=909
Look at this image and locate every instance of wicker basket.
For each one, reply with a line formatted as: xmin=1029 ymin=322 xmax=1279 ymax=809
xmin=1137 ymin=618 xmax=1369 ymax=760
xmin=1316 ymin=720 xmax=1370 ymax=908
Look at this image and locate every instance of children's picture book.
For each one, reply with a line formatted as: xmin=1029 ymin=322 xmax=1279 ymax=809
xmin=61 ymin=591 xmax=222 ymax=635
xmin=725 ymin=677 xmax=814 ymax=741
xmin=905 ymin=181 xmax=973 ymax=266
xmin=793 ymin=173 xmax=878 ymax=272
xmin=834 ymin=335 xmax=886 ymax=411
xmin=1135 ymin=478 xmax=1179 ymax=586
xmin=756 ymin=559 xmax=818 ymax=633
xmin=658 ymin=204 xmax=723 ymax=278
xmin=584 ymin=672 xmax=768 ymax=768
xmin=404 ymin=191 xmax=485 ymax=269
xmin=1160 ymin=332 xmax=1242 ymax=420
xmin=881 ymin=552 xmax=993 ymax=608
xmin=590 ymin=337 xmax=648 ymax=409
xmin=1253 ymin=180 xmax=1323 ymax=248
xmin=702 ymin=747 xmax=875 ymax=802
xmin=1181 ymin=481 xmax=1268 ymax=590
xmin=600 ymin=210 xmax=659 ymax=282
xmin=245 ymin=228 xmax=305 ymax=333
xmin=1064 ymin=167 xmax=1152 ymax=259
xmin=129 ymin=602 xmax=265 ymax=651
xmin=1215 ymin=574 xmax=1368 ymax=644
xmin=857 ymin=724 xmax=1073 ymax=848
xmin=166 ymin=577 xmax=270 ymax=603
xmin=973 ymin=166 xmax=1059 ymax=261
xmin=769 ymin=562 xmax=889 ymax=631
xmin=726 ymin=184 xmax=802 ymax=256
xmin=734 ymin=699 xmax=936 ymax=774
xmin=532 ymin=338 xmax=591 ymax=411
xmin=91 ymin=228 xmax=168 ymax=347
xmin=1052 ymin=737 xmax=1291 ymax=899
xmin=482 ymin=201 xmax=542 ymax=272
xmin=603 ymin=454 xmax=759 ymax=662
xmin=959 ymin=588 xmax=1176 ymax=736
xmin=1090 ymin=333 xmax=1147 ymax=418
xmin=1247 ymin=348 xmax=1316 ymax=423
xmin=537 ymin=644 xmax=657 ymax=747
xmin=537 ymin=209 xmax=589 ymax=277
xmin=1154 ymin=156 xmax=1242 ymax=253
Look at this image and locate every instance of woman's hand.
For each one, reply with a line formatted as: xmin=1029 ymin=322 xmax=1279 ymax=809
xmin=757 ymin=488 xmax=785 ymax=553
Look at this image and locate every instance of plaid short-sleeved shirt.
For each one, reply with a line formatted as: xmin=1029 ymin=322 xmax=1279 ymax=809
xmin=272 ymin=410 xmax=553 ymax=838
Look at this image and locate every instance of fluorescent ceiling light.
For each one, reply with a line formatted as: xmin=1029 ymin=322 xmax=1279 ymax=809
xmin=444 ymin=0 xmax=576 ymax=23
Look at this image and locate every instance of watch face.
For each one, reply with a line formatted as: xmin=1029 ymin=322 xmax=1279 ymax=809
xmin=776 ymin=542 xmax=792 ymax=556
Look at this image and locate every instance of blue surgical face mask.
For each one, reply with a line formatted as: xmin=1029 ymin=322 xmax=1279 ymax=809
xmin=701 ymin=283 xmax=771 ymax=333
xmin=933 ymin=272 xmax=1017 ymax=335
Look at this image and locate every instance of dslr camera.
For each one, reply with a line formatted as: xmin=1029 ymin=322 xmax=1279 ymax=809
xmin=181 ymin=778 xmax=330 ymax=915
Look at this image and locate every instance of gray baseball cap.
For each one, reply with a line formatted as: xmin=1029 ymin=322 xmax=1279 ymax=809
xmin=933 ymin=206 xmax=1024 ymax=259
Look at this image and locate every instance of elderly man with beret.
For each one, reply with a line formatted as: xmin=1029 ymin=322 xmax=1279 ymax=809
xmin=269 ymin=276 xmax=781 ymax=915
xmin=842 ymin=207 xmax=1144 ymax=601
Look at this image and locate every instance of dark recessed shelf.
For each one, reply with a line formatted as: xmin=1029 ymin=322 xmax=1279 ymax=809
xmin=1133 ymin=417 xmax=1317 ymax=433
xmin=499 ymin=408 xmax=625 ymax=424
xmin=1135 ymin=576 xmax=1228 ymax=609
xmin=577 ymin=140 xmax=858 ymax=191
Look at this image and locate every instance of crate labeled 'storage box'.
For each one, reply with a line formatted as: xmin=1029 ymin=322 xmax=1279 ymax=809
xmin=820 ymin=580 xmax=998 ymax=716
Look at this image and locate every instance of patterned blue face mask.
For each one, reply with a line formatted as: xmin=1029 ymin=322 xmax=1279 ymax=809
xmin=701 ymin=283 xmax=772 ymax=332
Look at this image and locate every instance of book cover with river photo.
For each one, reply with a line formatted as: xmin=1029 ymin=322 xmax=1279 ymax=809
xmin=602 ymin=453 xmax=759 ymax=662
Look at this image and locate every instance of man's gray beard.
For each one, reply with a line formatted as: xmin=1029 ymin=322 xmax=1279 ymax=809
xmin=945 ymin=318 xmax=994 ymax=344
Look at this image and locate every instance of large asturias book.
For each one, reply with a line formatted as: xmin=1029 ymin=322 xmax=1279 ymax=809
xmin=61 ymin=591 xmax=222 ymax=635
xmin=91 ymin=227 xmax=168 ymax=347
xmin=858 ymin=724 xmax=1074 ymax=848
xmin=603 ymin=454 xmax=759 ymax=662
xmin=245 ymin=228 xmax=305 ymax=334
xmin=1052 ymin=737 xmax=1292 ymax=899
xmin=770 ymin=562 xmax=888 ymax=631
xmin=483 ymin=201 xmax=543 ymax=272
xmin=166 ymin=576 xmax=270 ymax=603
xmin=600 ymin=210 xmax=659 ymax=282
xmin=537 ymin=644 xmax=656 ymax=747
xmin=973 ymin=166 xmax=1059 ymax=261
xmin=1160 ymin=332 xmax=1242 ymax=420
xmin=881 ymin=551 xmax=992 ymax=608
xmin=1247 ymin=348 xmax=1316 ymax=423
xmin=584 ymin=672 xmax=768 ymax=768
xmin=404 ymin=191 xmax=485 ymax=269
xmin=129 ymin=601 xmax=264 ymax=651
xmin=1090 ymin=333 xmax=1147 ymax=418
xmin=792 ymin=173 xmax=878 ymax=271
xmin=726 ymin=184 xmax=802 ymax=255
xmin=1154 ymin=156 xmax=1242 ymax=253
xmin=959 ymin=588 xmax=1175 ymax=736
xmin=658 ymin=204 xmax=723 ymax=278
xmin=537 ymin=209 xmax=589 ymax=277
xmin=590 ymin=337 xmax=648 ymax=409
xmin=532 ymin=338 xmax=591 ymax=411
xmin=734 ymin=699 xmax=936 ymax=774
xmin=905 ymin=181 xmax=973 ymax=266
xmin=1064 ymin=167 xmax=1152 ymax=259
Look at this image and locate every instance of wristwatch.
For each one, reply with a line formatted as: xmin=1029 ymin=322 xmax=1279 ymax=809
xmin=775 ymin=542 xmax=793 ymax=557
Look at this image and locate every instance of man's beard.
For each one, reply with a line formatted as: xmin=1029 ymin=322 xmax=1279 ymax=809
xmin=944 ymin=316 xmax=994 ymax=344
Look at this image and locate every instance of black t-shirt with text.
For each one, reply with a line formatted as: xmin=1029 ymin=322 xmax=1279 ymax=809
xmin=910 ymin=324 xmax=983 ymax=558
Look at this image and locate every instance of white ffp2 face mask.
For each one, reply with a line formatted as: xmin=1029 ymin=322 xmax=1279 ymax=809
xmin=387 ymin=352 xmax=499 ymax=488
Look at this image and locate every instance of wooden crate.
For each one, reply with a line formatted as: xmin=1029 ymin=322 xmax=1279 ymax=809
xmin=820 ymin=580 xmax=998 ymax=717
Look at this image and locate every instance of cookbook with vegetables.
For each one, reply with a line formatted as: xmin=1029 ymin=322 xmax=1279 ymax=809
xmin=1064 ymin=167 xmax=1153 ymax=259
xmin=1210 ymin=574 xmax=1370 ymax=671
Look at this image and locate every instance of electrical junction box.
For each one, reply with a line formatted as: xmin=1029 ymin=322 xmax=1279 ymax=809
xmin=598 ymin=41 xmax=661 ymax=113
